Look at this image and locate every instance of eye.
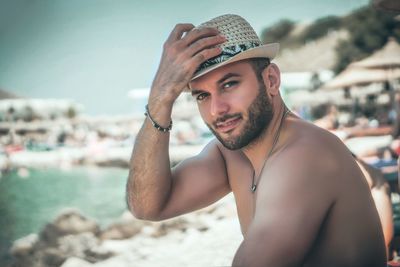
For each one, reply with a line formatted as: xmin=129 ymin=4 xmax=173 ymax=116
xmin=222 ymin=80 xmax=238 ymax=89
xmin=196 ymin=93 xmax=209 ymax=102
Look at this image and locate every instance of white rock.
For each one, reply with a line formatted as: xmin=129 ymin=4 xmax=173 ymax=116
xmin=10 ymin=233 xmax=38 ymax=256
xmin=60 ymin=257 xmax=93 ymax=267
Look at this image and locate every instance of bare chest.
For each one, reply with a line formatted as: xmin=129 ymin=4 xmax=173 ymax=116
xmin=223 ymin=151 xmax=258 ymax=235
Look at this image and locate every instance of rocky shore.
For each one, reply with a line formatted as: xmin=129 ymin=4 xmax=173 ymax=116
xmin=7 ymin=194 xmax=242 ymax=267
xmin=0 ymin=144 xmax=205 ymax=173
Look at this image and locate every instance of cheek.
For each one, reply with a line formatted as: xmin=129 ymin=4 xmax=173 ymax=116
xmin=234 ymin=89 xmax=258 ymax=111
xmin=197 ymin=102 xmax=212 ymax=123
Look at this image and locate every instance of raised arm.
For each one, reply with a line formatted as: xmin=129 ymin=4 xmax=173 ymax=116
xmin=126 ymin=24 xmax=228 ymax=221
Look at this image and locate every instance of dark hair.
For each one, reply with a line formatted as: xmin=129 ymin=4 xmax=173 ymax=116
xmin=248 ymin=58 xmax=270 ymax=84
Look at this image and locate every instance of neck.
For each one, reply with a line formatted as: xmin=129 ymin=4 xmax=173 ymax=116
xmin=242 ymin=100 xmax=287 ymax=177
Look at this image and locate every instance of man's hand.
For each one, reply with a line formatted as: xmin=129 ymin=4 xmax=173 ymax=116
xmin=127 ymin=23 xmax=229 ymax=221
xmin=149 ymin=24 xmax=226 ymax=110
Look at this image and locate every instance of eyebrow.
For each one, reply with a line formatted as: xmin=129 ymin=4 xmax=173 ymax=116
xmin=191 ymin=72 xmax=241 ymax=96
xmin=216 ymin=72 xmax=241 ymax=85
xmin=191 ymin=88 xmax=206 ymax=96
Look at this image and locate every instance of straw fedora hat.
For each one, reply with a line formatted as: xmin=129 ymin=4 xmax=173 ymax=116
xmin=191 ymin=14 xmax=280 ymax=81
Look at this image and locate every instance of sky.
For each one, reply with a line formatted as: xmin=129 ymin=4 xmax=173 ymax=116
xmin=0 ymin=0 xmax=370 ymax=115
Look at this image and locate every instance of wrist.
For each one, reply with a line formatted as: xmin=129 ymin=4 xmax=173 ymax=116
xmin=145 ymin=104 xmax=173 ymax=132
xmin=146 ymin=99 xmax=173 ymax=128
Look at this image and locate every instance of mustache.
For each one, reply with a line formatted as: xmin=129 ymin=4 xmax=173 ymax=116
xmin=213 ymin=113 xmax=242 ymax=127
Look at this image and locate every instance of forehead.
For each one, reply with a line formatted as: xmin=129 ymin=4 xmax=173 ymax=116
xmin=190 ymin=59 xmax=255 ymax=90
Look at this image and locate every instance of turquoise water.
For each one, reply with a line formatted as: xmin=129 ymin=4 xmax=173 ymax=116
xmin=0 ymin=166 xmax=129 ymax=259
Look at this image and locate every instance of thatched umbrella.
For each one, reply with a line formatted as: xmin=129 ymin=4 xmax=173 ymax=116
xmin=320 ymin=38 xmax=400 ymax=132
xmin=322 ymin=67 xmax=400 ymax=89
xmin=351 ymin=37 xmax=400 ymax=69
xmin=322 ymin=38 xmax=400 ymax=90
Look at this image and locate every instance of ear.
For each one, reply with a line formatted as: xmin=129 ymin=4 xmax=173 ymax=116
xmin=261 ymin=63 xmax=281 ymax=97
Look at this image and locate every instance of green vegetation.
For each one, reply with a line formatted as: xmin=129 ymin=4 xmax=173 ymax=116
xmin=260 ymin=5 xmax=400 ymax=73
xmin=301 ymin=16 xmax=341 ymax=42
xmin=260 ymin=16 xmax=341 ymax=49
xmin=334 ymin=6 xmax=400 ymax=73
xmin=261 ymin=19 xmax=295 ymax=45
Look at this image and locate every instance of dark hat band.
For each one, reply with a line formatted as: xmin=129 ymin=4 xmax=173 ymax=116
xmin=195 ymin=41 xmax=261 ymax=75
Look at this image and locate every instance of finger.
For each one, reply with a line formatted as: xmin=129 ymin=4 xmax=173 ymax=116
xmin=181 ymin=27 xmax=220 ymax=46
xmin=189 ymin=47 xmax=222 ymax=68
xmin=185 ymin=35 xmax=226 ymax=57
xmin=166 ymin=23 xmax=195 ymax=43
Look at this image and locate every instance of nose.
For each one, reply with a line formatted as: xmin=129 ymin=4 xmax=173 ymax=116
xmin=210 ymin=95 xmax=229 ymax=117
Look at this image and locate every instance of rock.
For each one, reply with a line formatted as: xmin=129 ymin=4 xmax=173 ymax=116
xmin=84 ymin=246 xmax=114 ymax=263
xmin=10 ymin=233 xmax=38 ymax=257
xmin=10 ymin=211 xmax=103 ymax=267
xmin=150 ymin=217 xmax=189 ymax=238
xmin=58 ymin=232 xmax=99 ymax=259
xmin=9 ymin=234 xmax=40 ymax=267
xmin=39 ymin=223 xmax=66 ymax=247
xmin=99 ymin=218 xmax=145 ymax=240
xmin=40 ymin=209 xmax=99 ymax=246
xmin=91 ymin=253 xmax=138 ymax=267
xmin=41 ymin=247 xmax=67 ymax=267
xmin=53 ymin=209 xmax=99 ymax=235
xmin=60 ymin=257 xmax=93 ymax=267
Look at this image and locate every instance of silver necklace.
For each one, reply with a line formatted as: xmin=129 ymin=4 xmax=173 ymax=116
xmin=250 ymin=106 xmax=290 ymax=193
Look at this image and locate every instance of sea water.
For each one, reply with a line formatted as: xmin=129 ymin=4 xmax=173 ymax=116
xmin=0 ymin=166 xmax=129 ymax=261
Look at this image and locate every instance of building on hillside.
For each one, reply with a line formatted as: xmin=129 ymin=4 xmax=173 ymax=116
xmin=0 ymin=89 xmax=20 ymax=100
xmin=0 ymin=98 xmax=84 ymax=122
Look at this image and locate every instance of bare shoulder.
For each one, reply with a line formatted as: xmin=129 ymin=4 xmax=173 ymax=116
xmin=257 ymin=118 xmax=357 ymax=201
xmin=278 ymin=118 xmax=353 ymax=173
xmin=285 ymin=117 xmax=351 ymax=160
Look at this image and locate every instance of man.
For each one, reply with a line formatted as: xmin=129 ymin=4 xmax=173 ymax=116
xmin=126 ymin=14 xmax=386 ymax=266
xmin=356 ymin=157 xmax=394 ymax=258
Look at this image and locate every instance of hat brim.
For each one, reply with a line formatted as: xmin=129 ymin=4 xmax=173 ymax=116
xmin=191 ymin=43 xmax=279 ymax=81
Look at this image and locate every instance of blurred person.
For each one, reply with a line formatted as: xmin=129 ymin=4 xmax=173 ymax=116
xmin=126 ymin=14 xmax=386 ymax=266
xmin=313 ymin=103 xmax=339 ymax=130
xmin=355 ymin=156 xmax=393 ymax=258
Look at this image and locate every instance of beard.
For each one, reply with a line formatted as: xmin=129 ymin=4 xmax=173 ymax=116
xmin=206 ymin=82 xmax=274 ymax=150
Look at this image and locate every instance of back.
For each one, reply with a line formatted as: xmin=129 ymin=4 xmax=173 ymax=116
xmin=287 ymin=119 xmax=386 ymax=266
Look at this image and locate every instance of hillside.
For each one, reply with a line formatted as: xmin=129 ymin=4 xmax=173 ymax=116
xmin=274 ymin=29 xmax=348 ymax=72
xmin=261 ymin=5 xmax=400 ymax=73
xmin=0 ymin=89 xmax=20 ymax=99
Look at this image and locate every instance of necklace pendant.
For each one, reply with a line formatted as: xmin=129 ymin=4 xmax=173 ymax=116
xmin=251 ymin=184 xmax=257 ymax=192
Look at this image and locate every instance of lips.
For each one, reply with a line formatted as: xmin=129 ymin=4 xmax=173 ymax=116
xmin=215 ymin=115 xmax=242 ymax=133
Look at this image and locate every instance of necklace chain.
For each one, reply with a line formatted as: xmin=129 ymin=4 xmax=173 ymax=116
xmin=250 ymin=106 xmax=290 ymax=193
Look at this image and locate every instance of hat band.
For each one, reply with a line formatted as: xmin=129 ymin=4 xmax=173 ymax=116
xmin=195 ymin=41 xmax=261 ymax=74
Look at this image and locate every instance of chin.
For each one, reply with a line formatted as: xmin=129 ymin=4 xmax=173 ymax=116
xmin=218 ymin=134 xmax=249 ymax=151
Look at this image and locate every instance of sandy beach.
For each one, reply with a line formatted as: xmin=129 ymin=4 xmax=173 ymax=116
xmin=9 ymin=194 xmax=243 ymax=267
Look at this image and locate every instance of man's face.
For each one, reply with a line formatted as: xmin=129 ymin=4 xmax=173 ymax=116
xmin=190 ymin=60 xmax=274 ymax=150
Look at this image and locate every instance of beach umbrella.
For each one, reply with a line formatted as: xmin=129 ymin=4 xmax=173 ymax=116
xmin=321 ymin=38 xmax=400 ymax=89
xmin=350 ymin=37 xmax=400 ymax=69
xmin=321 ymin=66 xmax=400 ymax=89
xmin=318 ymin=38 xmax=400 ymax=128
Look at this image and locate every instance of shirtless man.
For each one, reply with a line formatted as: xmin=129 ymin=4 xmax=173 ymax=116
xmin=356 ymin=157 xmax=393 ymax=258
xmin=126 ymin=14 xmax=386 ymax=266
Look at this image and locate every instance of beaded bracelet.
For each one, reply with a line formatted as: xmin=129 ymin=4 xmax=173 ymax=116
xmin=144 ymin=104 xmax=173 ymax=133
